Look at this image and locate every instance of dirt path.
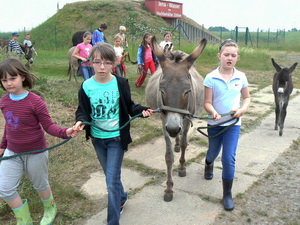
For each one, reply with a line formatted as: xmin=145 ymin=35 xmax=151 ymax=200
xmin=213 ymin=141 xmax=300 ymax=225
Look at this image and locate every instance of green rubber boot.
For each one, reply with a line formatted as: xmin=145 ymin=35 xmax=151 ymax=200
xmin=12 ymin=199 xmax=33 ymax=225
xmin=40 ymin=195 xmax=57 ymax=225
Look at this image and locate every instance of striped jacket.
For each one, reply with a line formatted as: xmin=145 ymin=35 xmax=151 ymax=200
xmin=8 ymin=40 xmax=24 ymax=54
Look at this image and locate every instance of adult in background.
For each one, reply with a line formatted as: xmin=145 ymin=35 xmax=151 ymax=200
xmin=8 ymin=33 xmax=24 ymax=57
xmin=92 ymin=23 xmax=108 ymax=45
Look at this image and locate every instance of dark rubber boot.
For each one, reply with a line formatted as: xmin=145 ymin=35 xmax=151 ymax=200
xmin=204 ymin=160 xmax=214 ymax=180
xmin=222 ymin=179 xmax=234 ymax=211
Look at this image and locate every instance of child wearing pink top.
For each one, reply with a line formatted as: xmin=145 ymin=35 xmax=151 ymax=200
xmin=135 ymin=33 xmax=157 ymax=87
xmin=72 ymin=31 xmax=93 ymax=80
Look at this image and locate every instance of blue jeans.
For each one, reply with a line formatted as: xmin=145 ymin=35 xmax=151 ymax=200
xmin=82 ymin=66 xmax=94 ymax=80
xmin=206 ymin=125 xmax=240 ymax=180
xmin=92 ymin=137 xmax=127 ymax=225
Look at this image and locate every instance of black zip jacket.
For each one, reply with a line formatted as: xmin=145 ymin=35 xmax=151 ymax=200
xmin=75 ymin=75 xmax=149 ymax=151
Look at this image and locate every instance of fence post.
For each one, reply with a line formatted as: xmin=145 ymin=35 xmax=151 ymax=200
xmin=256 ymin=28 xmax=259 ymax=48
xmin=245 ymin=27 xmax=249 ymax=47
xmin=54 ymin=25 xmax=57 ymax=50
xmin=235 ymin=26 xmax=238 ymax=43
xmin=267 ymin=28 xmax=270 ymax=45
xmin=178 ymin=20 xmax=181 ymax=49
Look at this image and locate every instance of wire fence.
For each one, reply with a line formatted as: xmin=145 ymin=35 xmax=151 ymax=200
xmin=217 ymin=26 xmax=286 ymax=48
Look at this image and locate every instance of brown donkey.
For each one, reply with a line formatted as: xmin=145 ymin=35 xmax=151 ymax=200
xmin=145 ymin=37 xmax=207 ymax=201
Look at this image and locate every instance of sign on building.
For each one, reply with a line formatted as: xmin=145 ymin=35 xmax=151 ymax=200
xmin=145 ymin=0 xmax=183 ymax=18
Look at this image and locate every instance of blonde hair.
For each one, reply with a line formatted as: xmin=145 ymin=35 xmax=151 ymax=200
xmin=114 ymin=35 xmax=122 ymax=41
xmin=119 ymin=26 xmax=126 ymax=31
xmin=219 ymin=39 xmax=238 ymax=53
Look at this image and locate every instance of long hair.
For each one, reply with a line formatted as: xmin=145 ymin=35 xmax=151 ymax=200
xmin=0 ymin=58 xmax=37 ymax=90
xmin=141 ymin=32 xmax=151 ymax=49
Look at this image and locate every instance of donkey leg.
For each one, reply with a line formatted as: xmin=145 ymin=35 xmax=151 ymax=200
xmin=279 ymin=103 xmax=288 ymax=136
xmin=73 ymin=68 xmax=78 ymax=83
xmin=178 ymin=141 xmax=187 ymax=177
xmin=164 ymin=134 xmax=174 ymax=202
xmin=68 ymin=64 xmax=72 ymax=81
xmin=274 ymin=103 xmax=279 ymax=130
xmin=178 ymin=120 xmax=190 ymax=177
xmin=174 ymin=136 xmax=180 ymax=152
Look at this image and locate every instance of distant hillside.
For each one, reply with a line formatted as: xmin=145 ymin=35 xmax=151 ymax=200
xmin=29 ymin=0 xmax=176 ymax=49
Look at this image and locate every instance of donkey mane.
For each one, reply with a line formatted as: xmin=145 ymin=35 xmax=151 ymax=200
xmin=165 ymin=50 xmax=187 ymax=63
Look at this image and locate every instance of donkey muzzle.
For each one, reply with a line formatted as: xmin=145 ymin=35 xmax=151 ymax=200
xmin=277 ymin=87 xmax=284 ymax=93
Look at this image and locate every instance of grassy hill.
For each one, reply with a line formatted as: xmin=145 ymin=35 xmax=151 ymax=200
xmin=27 ymin=0 xmax=177 ymax=49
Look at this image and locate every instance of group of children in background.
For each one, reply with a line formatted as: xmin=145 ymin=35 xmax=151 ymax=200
xmin=0 ymin=24 xmax=250 ymax=225
xmin=71 ymin=24 xmax=173 ymax=85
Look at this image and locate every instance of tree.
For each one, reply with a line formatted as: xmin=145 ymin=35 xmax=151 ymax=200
xmin=208 ymin=26 xmax=229 ymax=32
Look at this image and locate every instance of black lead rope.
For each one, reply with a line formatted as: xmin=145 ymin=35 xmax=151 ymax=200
xmin=197 ymin=117 xmax=239 ymax=138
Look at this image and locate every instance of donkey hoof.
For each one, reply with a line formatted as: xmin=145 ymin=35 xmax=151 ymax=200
xmin=178 ymin=169 xmax=186 ymax=177
xmin=174 ymin=146 xmax=180 ymax=152
xmin=164 ymin=193 xmax=173 ymax=202
xmin=279 ymin=131 xmax=283 ymax=136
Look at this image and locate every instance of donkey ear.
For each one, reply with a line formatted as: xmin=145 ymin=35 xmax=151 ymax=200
xmin=151 ymin=36 xmax=166 ymax=66
xmin=163 ymin=44 xmax=169 ymax=53
xmin=183 ymin=38 xmax=207 ymax=69
xmin=168 ymin=43 xmax=173 ymax=51
xmin=288 ymin=62 xmax=297 ymax=74
xmin=271 ymin=58 xmax=282 ymax=72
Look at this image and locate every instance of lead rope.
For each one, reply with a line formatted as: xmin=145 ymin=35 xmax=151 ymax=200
xmin=0 ymin=109 xmax=235 ymax=161
xmin=0 ymin=110 xmax=160 ymax=161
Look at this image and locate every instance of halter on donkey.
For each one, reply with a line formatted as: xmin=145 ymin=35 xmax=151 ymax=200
xmin=145 ymin=36 xmax=207 ymax=202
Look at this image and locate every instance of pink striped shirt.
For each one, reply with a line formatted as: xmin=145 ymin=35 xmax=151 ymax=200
xmin=0 ymin=92 xmax=68 ymax=153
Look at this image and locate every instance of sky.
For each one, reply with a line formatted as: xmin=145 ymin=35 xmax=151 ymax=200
xmin=1 ymin=0 xmax=299 ymax=32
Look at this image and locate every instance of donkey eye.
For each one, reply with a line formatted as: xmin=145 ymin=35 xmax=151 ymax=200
xmin=184 ymin=90 xmax=191 ymax=96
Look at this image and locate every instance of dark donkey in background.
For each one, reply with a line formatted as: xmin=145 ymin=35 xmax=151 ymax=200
xmin=272 ymin=58 xmax=297 ymax=136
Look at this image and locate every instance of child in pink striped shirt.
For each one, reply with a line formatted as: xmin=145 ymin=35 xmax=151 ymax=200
xmin=0 ymin=58 xmax=78 ymax=224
